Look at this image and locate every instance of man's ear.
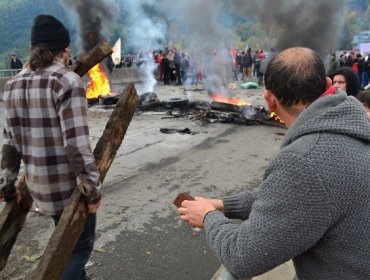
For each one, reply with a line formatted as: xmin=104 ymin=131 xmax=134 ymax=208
xmin=264 ymin=90 xmax=277 ymax=112
xmin=326 ymin=77 xmax=333 ymax=89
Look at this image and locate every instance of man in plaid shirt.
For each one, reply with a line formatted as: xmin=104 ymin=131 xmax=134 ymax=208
xmin=0 ymin=15 xmax=101 ymax=279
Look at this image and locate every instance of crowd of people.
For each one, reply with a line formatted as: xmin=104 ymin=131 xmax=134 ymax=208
xmin=327 ymin=50 xmax=370 ymax=90
xmin=231 ymin=47 xmax=271 ymax=85
xmin=130 ymin=46 xmax=270 ymax=87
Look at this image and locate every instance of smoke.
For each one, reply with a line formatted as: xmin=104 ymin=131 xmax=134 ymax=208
xmin=117 ymin=0 xmax=237 ymax=95
xmin=230 ymin=0 xmax=346 ymax=57
xmin=60 ymin=0 xmax=118 ymax=52
xmin=116 ymin=0 xmax=346 ymax=96
xmin=163 ymin=0 xmax=237 ymax=95
xmin=60 ymin=0 xmax=346 ymax=96
xmin=120 ymin=1 xmax=167 ymax=93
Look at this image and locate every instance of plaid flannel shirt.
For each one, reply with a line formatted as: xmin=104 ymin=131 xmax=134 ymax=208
xmin=2 ymin=61 xmax=101 ymax=215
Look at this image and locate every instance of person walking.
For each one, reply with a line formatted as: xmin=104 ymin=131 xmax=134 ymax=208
xmin=0 ymin=14 xmax=102 ymax=280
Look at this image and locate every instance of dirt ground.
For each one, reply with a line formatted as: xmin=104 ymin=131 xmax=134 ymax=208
xmin=0 ymin=79 xmax=295 ymax=280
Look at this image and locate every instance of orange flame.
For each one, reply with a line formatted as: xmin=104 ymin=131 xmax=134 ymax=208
xmin=270 ymin=112 xmax=285 ymax=125
xmin=212 ymin=95 xmax=252 ymax=106
xmin=86 ymin=63 xmax=110 ymax=99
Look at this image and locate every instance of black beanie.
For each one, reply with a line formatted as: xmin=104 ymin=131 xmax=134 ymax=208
xmin=31 ymin=14 xmax=70 ymax=51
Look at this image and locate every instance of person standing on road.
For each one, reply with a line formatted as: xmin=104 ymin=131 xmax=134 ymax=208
xmin=10 ymin=54 xmax=23 ymax=75
xmin=242 ymin=48 xmax=253 ymax=80
xmin=330 ymin=66 xmax=361 ymax=97
xmin=0 ymin=14 xmax=102 ymax=280
xmin=178 ymin=47 xmax=370 ymax=279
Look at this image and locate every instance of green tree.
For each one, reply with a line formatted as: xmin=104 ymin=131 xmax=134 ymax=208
xmin=360 ymin=4 xmax=370 ymax=30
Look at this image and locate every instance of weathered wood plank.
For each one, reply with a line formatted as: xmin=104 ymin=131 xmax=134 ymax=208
xmin=0 ymin=40 xmax=114 ymax=271
xmin=72 ymin=40 xmax=113 ymax=77
xmin=0 ymin=177 xmax=33 ymax=269
xmin=32 ymin=83 xmax=139 ymax=279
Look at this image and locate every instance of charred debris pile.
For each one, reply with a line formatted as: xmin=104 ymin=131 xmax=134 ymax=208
xmin=88 ymin=91 xmax=285 ymax=128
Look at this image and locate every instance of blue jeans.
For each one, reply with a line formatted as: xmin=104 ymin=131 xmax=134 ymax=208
xmin=362 ymin=72 xmax=369 ymax=88
xmin=52 ymin=214 xmax=96 ymax=280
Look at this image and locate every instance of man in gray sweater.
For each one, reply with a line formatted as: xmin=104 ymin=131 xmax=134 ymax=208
xmin=178 ymin=47 xmax=370 ymax=279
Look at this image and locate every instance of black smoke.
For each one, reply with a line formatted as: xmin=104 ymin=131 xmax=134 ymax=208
xmin=230 ymin=0 xmax=346 ymax=57
xmin=60 ymin=0 xmax=118 ymax=52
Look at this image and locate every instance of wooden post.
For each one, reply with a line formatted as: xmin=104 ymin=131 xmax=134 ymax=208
xmin=0 ymin=40 xmax=113 ymax=271
xmin=32 ymin=83 xmax=139 ymax=280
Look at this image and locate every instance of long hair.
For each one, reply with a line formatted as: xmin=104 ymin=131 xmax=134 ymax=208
xmin=28 ymin=44 xmax=63 ymax=71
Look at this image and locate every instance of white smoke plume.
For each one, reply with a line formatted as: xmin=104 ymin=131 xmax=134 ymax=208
xmin=119 ymin=1 xmax=167 ymax=94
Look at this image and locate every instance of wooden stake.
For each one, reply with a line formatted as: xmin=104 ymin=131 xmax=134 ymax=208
xmin=0 ymin=40 xmax=113 ymax=271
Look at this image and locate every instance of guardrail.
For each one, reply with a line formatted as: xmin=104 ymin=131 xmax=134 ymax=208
xmin=0 ymin=69 xmax=21 ymax=78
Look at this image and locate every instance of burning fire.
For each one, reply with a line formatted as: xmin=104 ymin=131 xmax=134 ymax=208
xmin=270 ymin=112 xmax=285 ymax=125
xmin=86 ymin=63 xmax=110 ymax=99
xmin=212 ymin=95 xmax=252 ymax=106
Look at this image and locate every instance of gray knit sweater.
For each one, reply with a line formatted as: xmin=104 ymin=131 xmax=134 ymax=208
xmin=204 ymin=91 xmax=370 ymax=279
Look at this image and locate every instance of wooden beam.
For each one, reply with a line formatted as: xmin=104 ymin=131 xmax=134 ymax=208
xmin=0 ymin=40 xmax=113 ymax=271
xmin=0 ymin=177 xmax=33 ymax=269
xmin=72 ymin=40 xmax=113 ymax=77
xmin=32 ymin=83 xmax=139 ymax=280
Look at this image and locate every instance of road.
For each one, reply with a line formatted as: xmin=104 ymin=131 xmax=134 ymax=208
xmin=0 ymin=82 xmax=294 ymax=280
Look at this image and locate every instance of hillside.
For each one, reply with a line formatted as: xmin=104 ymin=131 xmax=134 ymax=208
xmin=0 ymin=0 xmax=369 ymax=68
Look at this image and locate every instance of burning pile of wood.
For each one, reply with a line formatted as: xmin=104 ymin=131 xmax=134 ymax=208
xmin=136 ymin=93 xmax=285 ymax=128
xmin=87 ymin=89 xmax=285 ymax=128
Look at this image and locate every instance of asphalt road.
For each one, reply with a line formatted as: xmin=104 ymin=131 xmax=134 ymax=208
xmin=0 ymin=82 xmax=290 ymax=280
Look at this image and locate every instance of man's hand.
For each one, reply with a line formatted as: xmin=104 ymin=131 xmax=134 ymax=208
xmin=178 ymin=197 xmax=217 ymax=228
xmin=0 ymin=190 xmax=21 ymax=204
xmin=87 ymin=199 xmax=101 ymax=214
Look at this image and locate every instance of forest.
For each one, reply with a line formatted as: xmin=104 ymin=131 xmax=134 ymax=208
xmin=0 ymin=0 xmax=369 ymax=67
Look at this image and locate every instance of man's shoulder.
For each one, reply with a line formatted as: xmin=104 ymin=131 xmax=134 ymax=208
xmin=281 ymin=133 xmax=320 ymax=157
xmin=47 ymin=63 xmax=81 ymax=83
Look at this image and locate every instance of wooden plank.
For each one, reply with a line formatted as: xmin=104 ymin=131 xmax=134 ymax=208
xmin=72 ymin=40 xmax=113 ymax=77
xmin=32 ymin=83 xmax=139 ymax=280
xmin=0 ymin=177 xmax=33 ymax=269
xmin=0 ymin=40 xmax=113 ymax=271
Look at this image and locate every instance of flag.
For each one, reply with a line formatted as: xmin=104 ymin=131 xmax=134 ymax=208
xmin=111 ymin=38 xmax=121 ymax=65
